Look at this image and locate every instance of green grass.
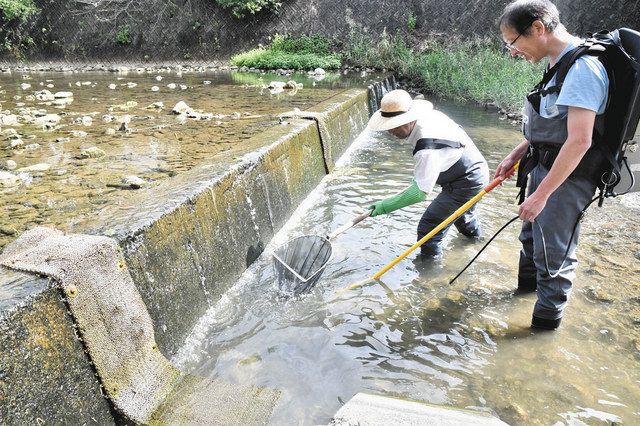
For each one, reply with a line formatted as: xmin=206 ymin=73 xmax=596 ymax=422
xmin=233 ymin=30 xmax=542 ymax=112
xmin=231 ymin=34 xmax=341 ymax=70
xmin=406 ymin=43 xmax=544 ymax=111
xmin=339 ymin=29 xmax=543 ymax=112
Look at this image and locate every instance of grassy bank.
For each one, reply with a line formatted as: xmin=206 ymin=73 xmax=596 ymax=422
xmin=341 ymin=31 xmax=544 ymax=112
xmin=405 ymin=43 xmax=544 ymax=112
xmin=233 ymin=31 xmax=544 ymax=113
xmin=231 ymin=34 xmax=341 ymax=70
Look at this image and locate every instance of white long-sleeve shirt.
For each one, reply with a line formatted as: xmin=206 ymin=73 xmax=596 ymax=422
xmin=406 ymin=110 xmax=474 ymax=193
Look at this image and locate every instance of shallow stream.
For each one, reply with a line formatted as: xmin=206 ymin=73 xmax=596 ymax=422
xmin=0 ymin=69 xmax=376 ymax=249
xmin=174 ymin=100 xmax=640 ymax=425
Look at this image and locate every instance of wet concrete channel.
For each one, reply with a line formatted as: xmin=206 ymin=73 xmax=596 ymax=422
xmin=1 ymin=68 xmax=393 ymax=423
xmin=1 ymin=69 xmax=639 ymax=424
xmin=173 ymin=100 xmax=640 ymax=425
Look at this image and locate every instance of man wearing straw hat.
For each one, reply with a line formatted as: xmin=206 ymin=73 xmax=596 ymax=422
xmin=367 ymin=89 xmax=489 ymax=258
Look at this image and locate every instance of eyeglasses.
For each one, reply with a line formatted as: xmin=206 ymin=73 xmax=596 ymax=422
xmin=504 ymin=22 xmax=533 ymax=50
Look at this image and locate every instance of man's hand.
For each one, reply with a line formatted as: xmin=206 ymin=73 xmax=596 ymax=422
xmin=494 ymin=140 xmax=530 ymax=179
xmin=518 ymin=190 xmax=548 ymax=222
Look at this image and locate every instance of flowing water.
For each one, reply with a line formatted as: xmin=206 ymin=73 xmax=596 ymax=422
xmin=0 ymin=69 xmax=376 ymax=250
xmin=175 ymin=100 xmax=640 ymax=425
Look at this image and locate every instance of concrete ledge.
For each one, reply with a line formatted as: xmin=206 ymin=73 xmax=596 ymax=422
xmin=0 ymin=81 xmax=388 ymax=423
xmin=82 ymin=118 xmax=328 ymax=356
xmin=0 ymin=273 xmax=115 ymax=424
xmin=332 ymin=393 xmax=508 ymax=426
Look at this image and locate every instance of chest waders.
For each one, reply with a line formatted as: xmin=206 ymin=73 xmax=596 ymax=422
xmin=413 ymin=135 xmax=488 ymax=258
xmin=450 ymin=29 xmax=640 ymax=327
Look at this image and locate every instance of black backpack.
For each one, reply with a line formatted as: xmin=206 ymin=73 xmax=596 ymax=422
xmin=547 ymin=28 xmax=640 ymax=198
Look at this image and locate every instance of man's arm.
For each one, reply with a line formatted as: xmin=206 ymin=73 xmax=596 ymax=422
xmin=518 ymin=106 xmax=596 ymax=222
xmin=495 ymin=139 xmax=530 ymax=179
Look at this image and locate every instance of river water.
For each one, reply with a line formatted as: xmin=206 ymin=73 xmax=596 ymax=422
xmin=174 ymin=100 xmax=640 ymax=425
xmin=0 ymin=68 xmax=372 ymax=250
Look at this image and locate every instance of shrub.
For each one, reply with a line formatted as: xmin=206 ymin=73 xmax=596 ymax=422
xmin=0 ymin=0 xmax=38 ymax=57
xmin=231 ymin=34 xmax=340 ymax=70
xmin=406 ymin=14 xmax=417 ymax=33
xmin=215 ymin=0 xmax=282 ymax=19
xmin=115 ymin=26 xmax=131 ymax=45
xmin=271 ymin=33 xmax=331 ymax=55
xmin=0 ymin=0 xmax=35 ymax=21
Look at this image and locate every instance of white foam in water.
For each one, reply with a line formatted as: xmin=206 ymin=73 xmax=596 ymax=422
xmin=172 ymin=279 xmax=245 ymax=368
xmin=172 ymin=128 xmax=378 ymax=367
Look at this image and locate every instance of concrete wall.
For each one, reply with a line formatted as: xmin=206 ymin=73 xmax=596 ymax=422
xmin=0 ymin=78 xmax=393 ymax=422
xmin=0 ymin=271 xmax=115 ymax=424
xmin=1 ymin=0 xmax=638 ymax=63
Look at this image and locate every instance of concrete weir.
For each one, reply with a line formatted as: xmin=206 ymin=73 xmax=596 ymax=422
xmin=0 ymin=77 xmax=395 ymax=424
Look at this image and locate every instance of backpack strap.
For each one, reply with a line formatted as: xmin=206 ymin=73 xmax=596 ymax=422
xmin=536 ymin=42 xmax=603 ymax=97
xmin=412 ymin=138 xmax=461 ymax=156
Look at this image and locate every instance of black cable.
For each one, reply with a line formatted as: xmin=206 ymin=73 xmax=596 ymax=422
xmin=534 ymin=195 xmax=599 ymax=278
xmin=449 ymin=216 xmax=520 ymax=284
xmin=611 ymin=157 xmax=635 ymax=197
xmin=450 ymin=194 xmax=601 ymax=284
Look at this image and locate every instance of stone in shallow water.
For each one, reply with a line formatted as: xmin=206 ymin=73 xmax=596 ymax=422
xmin=53 ymin=91 xmax=73 ymax=98
xmin=0 ymin=171 xmax=20 ymax=187
xmin=17 ymin=163 xmax=50 ymax=172
xmin=2 ymin=160 xmax=17 ymax=170
xmin=122 ymin=175 xmax=145 ymax=189
xmin=79 ymin=147 xmax=106 ymax=159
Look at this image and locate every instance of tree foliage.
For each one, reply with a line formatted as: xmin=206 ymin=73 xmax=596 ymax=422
xmin=0 ymin=0 xmax=36 ymax=21
xmin=0 ymin=0 xmax=38 ymax=57
xmin=215 ymin=0 xmax=282 ymax=19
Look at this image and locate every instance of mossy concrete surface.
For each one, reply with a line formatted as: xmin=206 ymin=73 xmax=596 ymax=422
xmin=0 ymin=84 xmax=386 ymax=423
xmin=282 ymin=89 xmax=372 ymax=172
xmin=0 ymin=271 xmax=115 ymax=424
xmin=83 ymin=118 xmax=327 ymax=357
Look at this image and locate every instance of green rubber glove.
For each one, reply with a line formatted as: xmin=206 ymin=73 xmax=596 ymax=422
xmin=370 ymin=180 xmax=426 ymax=217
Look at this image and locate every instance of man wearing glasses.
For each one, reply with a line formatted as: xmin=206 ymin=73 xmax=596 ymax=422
xmin=493 ymin=0 xmax=609 ymax=330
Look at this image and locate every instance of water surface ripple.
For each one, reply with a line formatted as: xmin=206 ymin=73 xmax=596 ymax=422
xmin=176 ymin=100 xmax=639 ymax=425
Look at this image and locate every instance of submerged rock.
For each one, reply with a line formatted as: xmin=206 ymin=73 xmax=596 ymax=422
xmin=17 ymin=163 xmax=50 ymax=172
xmin=146 ymin=102 xmax=164 ymax=110
xmin=172 ymin=101 xmax=191 ymax=115
xmin=35 ymin=90 xmax=55 ymax=101
xmin=2 ymin=160 xmax=17 ymax=170
xmin=122 ymin=175 xmax=145 ymax=189
xmin=34 ymin=114 xmax=61 ymax=129
xmin=0 ymin=114 xmax=19 ymax=126
xmin=79 ymin=147 xmax=106 ymax=159
xmin=9 ymin=138 xmax=24 ymax=149
xmin=109 ymin=101 xmax=138 ymax=112
xmin=0 ymin=171 xmax=20 ymax=187
xmin=53 ymin=91 xmax=73 ymax=99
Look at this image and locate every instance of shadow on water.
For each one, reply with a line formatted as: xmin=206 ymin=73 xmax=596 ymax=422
xmin=175 ymin=99 xmax=640 ymax=425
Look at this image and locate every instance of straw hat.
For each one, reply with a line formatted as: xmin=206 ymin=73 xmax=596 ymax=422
xmin=367 ymin=89 xmax=433 ymax=131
